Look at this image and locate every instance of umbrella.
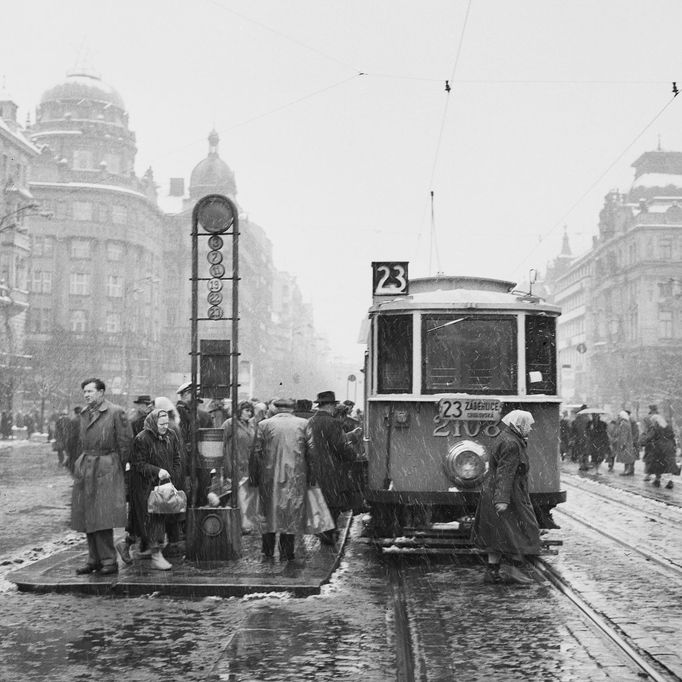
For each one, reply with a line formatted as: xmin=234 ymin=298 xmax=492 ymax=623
xmin=576 ymin=408 xmax=608 ymax=415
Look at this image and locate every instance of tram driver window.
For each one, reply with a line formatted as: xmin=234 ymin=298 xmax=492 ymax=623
xmin=422 ymin=315 xmax=517 ymax=394
xmin=377 ymin=315 xmax=412 ymax=393
xmin=525 ymin=315 xmax=557 ymax=394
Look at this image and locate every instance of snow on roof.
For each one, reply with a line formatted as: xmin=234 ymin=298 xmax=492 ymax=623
xmin=29 ymin=181 xmax=148 ymax=200
xmin=0 ymin=118 xmax=39 ymax=155
xmin=157 ymin=193 xmax=186 ymax=215
xmin=631 ymin=172 xmax=682 ymax=188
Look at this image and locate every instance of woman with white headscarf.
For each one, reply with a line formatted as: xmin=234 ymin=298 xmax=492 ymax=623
xmin=472 ymin=409 xmax=541 ymax=585
xmin=640 ymin=413 xmax=679 ymax=488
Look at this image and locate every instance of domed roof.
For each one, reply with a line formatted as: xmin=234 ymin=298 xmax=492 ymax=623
xmin=40 ymin=72 xmax=126 ymax=110
xmin=189 ymin=130 xmax=236 ymax=199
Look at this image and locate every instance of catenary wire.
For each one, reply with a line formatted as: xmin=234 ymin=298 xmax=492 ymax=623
xmin=510 ymin=93 xmax=680 ymax=279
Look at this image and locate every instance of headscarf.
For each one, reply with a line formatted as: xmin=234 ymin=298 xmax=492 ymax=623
xmin=618 ymin=410 xmax=630 ymax=421
xmin=501 ymin=410 xmax=534 ymax=438
xmin=650 ymin=413 xmax=668 ymax=428
xmin=154 ymin=396 xmax=180 ymax=424
xmin=144 ymin=409 xmax=169 ymax=440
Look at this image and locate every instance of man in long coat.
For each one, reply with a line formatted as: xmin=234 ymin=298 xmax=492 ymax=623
xmin=306 ymin=390 xmax=357 ymax=544
xmin=71 ymin=378 xmax=132 ymax=575
xmin=249 ymin=397 xmax=310 ymax=563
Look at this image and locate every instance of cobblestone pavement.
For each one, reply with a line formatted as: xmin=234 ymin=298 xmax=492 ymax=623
xmin=1 ymin=442 xmax=681 ymax=680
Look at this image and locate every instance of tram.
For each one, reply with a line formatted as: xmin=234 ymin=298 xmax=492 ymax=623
xmin=362 ymin=262 xmax=566 ymax=543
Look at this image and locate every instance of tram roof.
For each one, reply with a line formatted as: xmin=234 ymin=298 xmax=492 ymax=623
xmin=369 ymin=276 xmax=561 ymax=314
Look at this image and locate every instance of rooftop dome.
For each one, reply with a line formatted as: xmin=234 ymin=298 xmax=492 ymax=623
xmin=189 ymin=130 xmax=236 ymax=199
xmin=40 ymin=72 xmax=126 ymax=110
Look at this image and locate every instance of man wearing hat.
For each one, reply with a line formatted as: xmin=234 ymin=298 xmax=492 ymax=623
xmin=306 ymin=391 xmax=357 ymax=544
xmin=130 ymin=395 xmax=154 ymax=437
xmin=249 ymin=397 xmax=310 ymax=564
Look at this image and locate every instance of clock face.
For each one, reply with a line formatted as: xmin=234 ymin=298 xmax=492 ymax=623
xmin=207 ymin=250 xmax=223 ymax=265
xmin=197 ymin=199 xmax=234 ymax=234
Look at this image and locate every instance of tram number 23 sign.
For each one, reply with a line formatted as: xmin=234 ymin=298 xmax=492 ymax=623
xmin=372 ymin=261 xmax=409 ymax=296
xmin=437 ymin=397 xmax=502 ymax=422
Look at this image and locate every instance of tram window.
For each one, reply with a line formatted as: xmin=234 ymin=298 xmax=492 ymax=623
xmin=422 ymin=315 xmax=517 ymax=394
xmin=525 ymin=315 xmax=557 ymax=394
xmin=377 ymin=315 xmax=412 ymax=393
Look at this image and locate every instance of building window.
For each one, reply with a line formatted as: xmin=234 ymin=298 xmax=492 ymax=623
xmin=98 ymin=203 xmax=110 ymax=223
xmin=73 ymin=150 xmax=93 ymax=170
xmin=31 ymin=270 xmax=52 ymax=294
xmin=659 ymin=238 xmax=673 ymax=260
xmin=659 ymin=310 xmax=673 ymax=339
xmin=28 ymin=307 xmax=52 ymax=333
xmin=70 ymin=272 xmax=91 ymax=296
xmin=70 ymin=310 xmax=89 ymax=332
xmin=112 ymin=205 xmax=127 ymax=224
xmin=32 ymin=236 xmax=54 ymax=258
xmin=104 ymin=153 xmax=121 ymax=174
xmin=73 ymin=201 xmax=93 ymax=221
xmin=107 ymin=275 xmax=123 ymax=297
xmin=55 ymin=200 xmax=69 ymax=220
xmin=105 ymin=312 xmax=121 ymax=333
xmin=107 ymin=242 xmax=124 ymax=261
xmin=71 ymin=239 xmax=91 ymax=259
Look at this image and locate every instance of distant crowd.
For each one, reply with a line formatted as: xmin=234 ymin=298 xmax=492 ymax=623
xmin=560 ymin=403 xmax=680 ymax=488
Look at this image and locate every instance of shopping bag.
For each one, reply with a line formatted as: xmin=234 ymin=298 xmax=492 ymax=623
xmin=304 ymin=486 xmax=335 ymax=534
xmin=238 ymin=477 xmax=263 ymax=531
xmin=147 ymin=480 xmax=187 ymax=514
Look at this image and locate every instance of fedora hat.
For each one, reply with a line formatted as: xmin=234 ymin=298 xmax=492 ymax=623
xmin=273 ymin=397 xmax=296 ymax=408
xmin=132 ymin=394 xmax=152 ymax=405
xmin=315 ymin=390 xmax=338 ymax=405
xmin=176 ymin=381 xmax=199 ymax=395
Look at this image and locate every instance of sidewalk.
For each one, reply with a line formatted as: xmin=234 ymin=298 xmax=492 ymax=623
xmin=7 ymin=513 xmax=353 ymax=598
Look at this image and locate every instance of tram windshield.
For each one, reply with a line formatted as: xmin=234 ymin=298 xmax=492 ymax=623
xmin=422 ymin=315 xmax=517 ymax=394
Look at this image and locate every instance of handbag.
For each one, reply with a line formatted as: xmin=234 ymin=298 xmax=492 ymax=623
xmin=304 ymin=486 xmax=335 ymax=534
xmin=147 ymin=479 xmax=187 ymax=514
xmin=237 ymin=477 xmax=263 ymax=531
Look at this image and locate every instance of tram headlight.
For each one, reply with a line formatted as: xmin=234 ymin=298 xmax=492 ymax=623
xmin=443 ymin=440 xmax=488 ymax=488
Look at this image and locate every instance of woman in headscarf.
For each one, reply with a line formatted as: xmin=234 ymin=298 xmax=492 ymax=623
xmin=472 ymin=409 xmax=541 ymax=585
xmin=640 ymin=414 xmax=678 ymax=488
xmin=222 ymin=400 xmax=256 ymax=481
xmin=615 ymin=410 xmax=636 ymax=476
xmin=129 ymin=409 xmax=183 ymax=570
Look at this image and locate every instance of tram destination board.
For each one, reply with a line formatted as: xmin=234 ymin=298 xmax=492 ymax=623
xmin=437 ymin=396 xmax=502 ymax=421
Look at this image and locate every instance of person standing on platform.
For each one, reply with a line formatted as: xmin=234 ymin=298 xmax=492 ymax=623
xmin=222 ymin=400 xmax=256 ymax=481
xmin=130 ymin=395 xmax=154 ymax=437
xmin=472 ymin=410 xmax=540 ymax=585
xmin=615 ymin=410 xmax=636 ymax=476
xmin=65 ymin=406 xmax=82 ymax=473
xmin=54 ymin=411 xmax=70 ymax=466
xmin=305 ymin=390 xmax=357 ymax=545
xmin=249 ymin=397 xmax=310 ymax=564
xmin=71 ymin=378 xmax=132 ymax=575
xmin=641 ymin=412 xmax=678 ymax=489
xmin=586 ymin=413 xmax=610 ymax=473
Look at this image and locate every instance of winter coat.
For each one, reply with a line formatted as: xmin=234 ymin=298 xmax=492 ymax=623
xmin=250 ymin=412 xmax=310 ymax=534
xmin=640 ymin=422 xmax=678 ymax=475
xmin=222 ymin=416 xmax=256 ymax=480
xmin=71 ymin=399 xmax=132 ymax=533
xmin=586 ymin=418 xmax=610 ymax=464
xmin=305 ymin=411 xmax=357 ymax=509
xmin=614 ymin=419 xmax=636 ymax=464
xmin=471 ymin=424 xmax=541 ymax=556
xmin=129 ymin=427 xmax=183 ymax=542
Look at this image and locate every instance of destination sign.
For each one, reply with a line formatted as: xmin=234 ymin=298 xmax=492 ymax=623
xmin=437 ymin=396 xmax=502 ymax=422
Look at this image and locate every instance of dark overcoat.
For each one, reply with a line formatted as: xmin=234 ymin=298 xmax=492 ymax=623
xmin=71 ymin=399 xmax=132 ymax=533
xmin=305 ymin=411 xmax=357 ymax=509
xmin=472 ymin=424 xmax=541 ymax=556
xmin=129 ymin=427 xmax=183 ymax=541
xmin=640 ymin=422 xmax=678 ymax=475
xmin=586 ymin=418 xmax=610 ymax=464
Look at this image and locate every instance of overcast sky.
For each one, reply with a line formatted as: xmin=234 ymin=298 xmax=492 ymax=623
xmin=3 ymin=1 xmax=682 ymax=364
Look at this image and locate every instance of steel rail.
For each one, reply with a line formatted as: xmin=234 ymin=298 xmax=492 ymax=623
xmin=532 ymin=558 xmax=676 ymax=682
xmin=387 ymin=559 xmax=416 ymax=682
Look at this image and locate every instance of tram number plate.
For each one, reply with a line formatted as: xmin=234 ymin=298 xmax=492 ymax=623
xmin=438 ymin=397 xmax=502 ymax=421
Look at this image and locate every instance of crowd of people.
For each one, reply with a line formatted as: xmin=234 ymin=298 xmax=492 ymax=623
xmin=560 ymin=404 xmax=680 ymax=488
xmin=66 ymin=377 xmax=364 ymax=575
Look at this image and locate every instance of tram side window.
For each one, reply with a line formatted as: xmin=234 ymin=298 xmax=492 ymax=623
xmin=377 ymin=315 xmax=412 ymax=393
xmin=422 ymin=315 xmax=517 ymax=394
xmin=525 ymin=315 xmax=557 ymax=394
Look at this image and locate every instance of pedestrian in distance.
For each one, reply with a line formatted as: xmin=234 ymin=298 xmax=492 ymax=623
xmin=606 ymin=416 xmax=619 ymax=472
xmin=471 ymin=410 xmax=541 ymax=586
xmin=640 ymin=413 xmax=679 ymax=489
xmin=571 ymin=405 xmax=590 ymax=469
xmin=305 ymin=390 xmax=358 ymax=545
xmin=559 ymin=411 xmax=571 ymax=461
xmin=130 ymin=395 xmax=154 ymax=437
xmin=71 ymin=378 xmax=132 ymax=575
xmin=221 ymin=400 xmax=256 ymax=481
xmin=53 ymin=411 xmax=70 ymax=466
xmin=586 ymin=413 xmax=610 ymax=473
xmin=125 ymin=409 xmax=183 ymax=570
xmin=249 ymin=397 xmax=310 ymax=565
xmin=65 ymin=406 xmax=81 ymax=474
xmin=615 ymin=410 xmax=636 ymax=476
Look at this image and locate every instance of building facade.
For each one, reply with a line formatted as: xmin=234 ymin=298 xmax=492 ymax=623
xmin=0 ymin=89 xmax=39 ymax=412
xmin=545 ymin=149 xmax=682 ymax=419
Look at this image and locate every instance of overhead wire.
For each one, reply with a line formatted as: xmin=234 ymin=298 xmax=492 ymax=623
xmin=510 ymin=92 xmax=680 ymax=278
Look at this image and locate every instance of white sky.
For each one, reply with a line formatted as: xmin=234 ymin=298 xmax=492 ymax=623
xmin=3 ymin=0 xmax=682 ymax=365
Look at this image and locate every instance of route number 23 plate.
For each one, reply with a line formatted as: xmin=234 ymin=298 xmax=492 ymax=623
xmin=372 ymin=262 xmax=409 ymax=296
